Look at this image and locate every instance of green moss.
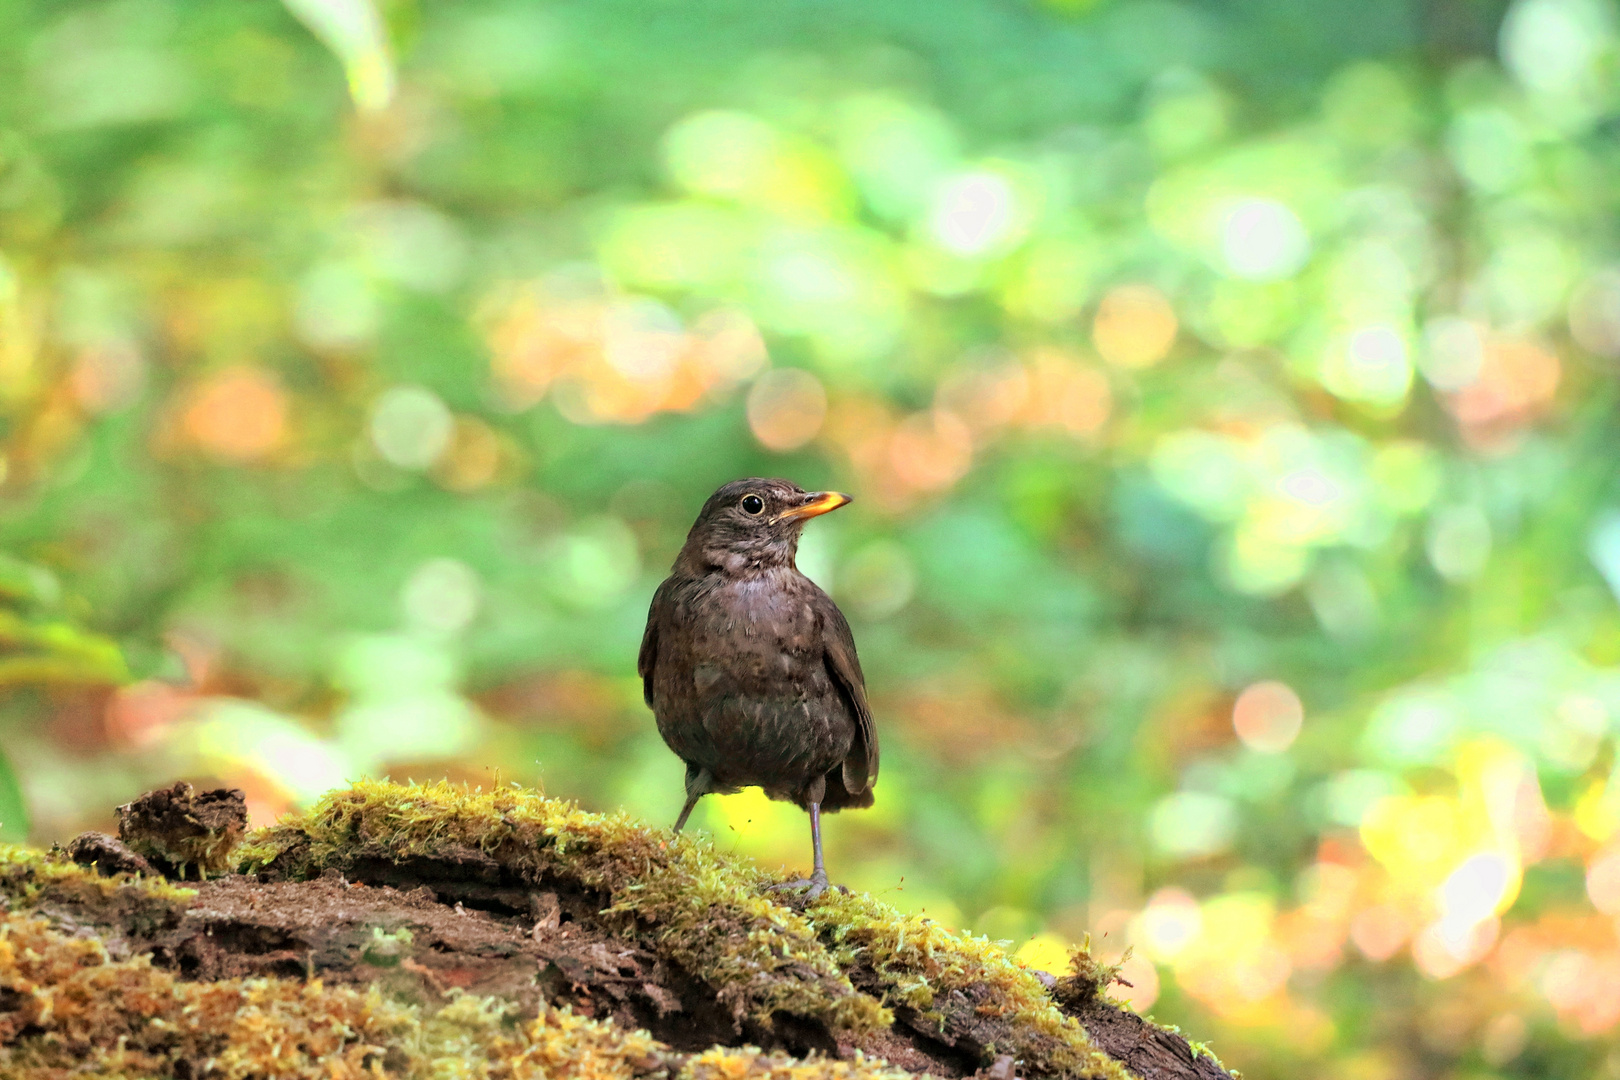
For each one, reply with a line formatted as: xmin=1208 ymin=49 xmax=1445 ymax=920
xmin=1073 ymin=938 xmax=1131 ymax=995
xmin=0 ymin=783 xmax=1201 ymax=1077
xmin=0 ymin=842 xmax=195 ymax=923
xmin=1052 ymin=937 xmax=1133 ymax=1010
xmin=364 ymin=924 xmax=416 ymax=966
xmin=0 ymin=910 xmax=420 ymax=1078
xmin=0 ymin=909 xmax=917 ymax=1080
xmin=232 ymin=781 xmax=1158 ymax=1078
xmin=682 ymin=1046 xmax=917 ymax=1080
xmin=239 ymin=779 xmax=890 ymax=1034
xmin=1185 ymin=1038 xmax=1235 ymax=1075
xmin=810 ymin=890 xmax=1137 ymax=1080
xmin=1139 ymin=1019 xmax=1236 ymax=1078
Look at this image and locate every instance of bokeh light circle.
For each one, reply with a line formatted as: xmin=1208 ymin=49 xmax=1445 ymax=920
xmin=1569 ymin=269 xmax=1620 ymax=358
xmin=370 ymin=385 xmax=455 ymax=470
xmin=1233 ymin=681 xmax=1305 ymax=753
xmin=402 ymin=558 xmax=481 ymax=638
xmin=183 ymin=367 xmax=288 ymax=463
xmin=1219 ymin=198 xmax=1310 ymax=282
xmin=746 ymin=368 xmax=827 ymax=451
xmin=1093 ymin=284 xmax=1177 ymax=369
xmin=929 ymin=171 xmax=1017 ymax=256
xmin=1140 ymin=887 xmax=1204 ymax=960
xmin=1587 ymin=847 xmax=1620 ymax=915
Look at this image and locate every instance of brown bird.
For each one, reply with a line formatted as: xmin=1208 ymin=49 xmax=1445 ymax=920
xmin=639 ymin=478 xmax=877 ymax=899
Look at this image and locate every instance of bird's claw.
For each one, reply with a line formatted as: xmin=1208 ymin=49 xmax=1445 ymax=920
xmin=766 ymin=870 xmax=834 ymax=903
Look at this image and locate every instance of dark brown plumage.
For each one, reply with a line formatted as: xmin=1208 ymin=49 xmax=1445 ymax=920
xmin=638 ymin=478 xmax=877 ymax=897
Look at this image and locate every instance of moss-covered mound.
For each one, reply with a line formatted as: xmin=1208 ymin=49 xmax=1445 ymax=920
xmin=0 ymin=909 xmax=915 ymax=1080
xmin=0 ymin=781 xmax=1236 ymax=1080
xmin=240 ymin=779 xmax=890 ymax=1038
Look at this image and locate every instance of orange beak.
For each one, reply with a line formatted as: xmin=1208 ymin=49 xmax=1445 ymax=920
xmin=776 ymin=491 xmax=851 ymax=523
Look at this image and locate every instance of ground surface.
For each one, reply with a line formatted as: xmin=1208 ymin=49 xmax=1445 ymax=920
xmin=0 ymin=782 xmax=1237 ymax=1080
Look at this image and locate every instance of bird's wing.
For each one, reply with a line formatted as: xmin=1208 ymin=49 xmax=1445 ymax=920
xmin=638 ymin=579 xmax=672 ymax=708
xmin=820 ymin=596 xmax=879 ymax=792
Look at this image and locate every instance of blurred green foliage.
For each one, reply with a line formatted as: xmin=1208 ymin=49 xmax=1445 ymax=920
xmin=4 ymin=0 xmax=1620 ymax=1076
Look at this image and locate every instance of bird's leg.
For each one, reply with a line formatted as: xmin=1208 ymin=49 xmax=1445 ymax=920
xmin=806 ymin=800 xmax=830 ymax=897
xmin=672 ymin=790 xmax=701 ymax=833
xmin=766 ymin=800 xmax=832 ymax=901
xmin=673 ymin=765 xmax=714 ymax=833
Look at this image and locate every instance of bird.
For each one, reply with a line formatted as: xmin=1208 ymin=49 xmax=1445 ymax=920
xmin=638 ymin=477 xmax=877 ymax=900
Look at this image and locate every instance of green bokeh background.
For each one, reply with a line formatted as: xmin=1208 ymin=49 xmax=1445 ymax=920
xmin=4 ymin=0 xmax=1620 ymax=1075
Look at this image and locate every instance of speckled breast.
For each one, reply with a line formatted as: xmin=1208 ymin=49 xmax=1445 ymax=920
xmin=653 ymin=570 xmax=854 ymax=795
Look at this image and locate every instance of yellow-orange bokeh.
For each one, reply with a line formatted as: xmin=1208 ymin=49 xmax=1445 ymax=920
xmin=181 ymin=366 xmax=288 ymax=462
xmin=1093 ymin=285 xmax=1178 ymax=369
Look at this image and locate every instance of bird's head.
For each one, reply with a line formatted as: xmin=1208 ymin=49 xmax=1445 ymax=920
xmin=677 ymin=477 xmax=851 ymax=573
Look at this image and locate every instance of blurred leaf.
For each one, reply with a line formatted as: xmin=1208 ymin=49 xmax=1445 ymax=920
xmin=0 ymin=746 xmax=27 ymax=842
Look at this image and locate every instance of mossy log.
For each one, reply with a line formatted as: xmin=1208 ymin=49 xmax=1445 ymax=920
xmin=0 ymin=780 xmax=1237 ymax=1080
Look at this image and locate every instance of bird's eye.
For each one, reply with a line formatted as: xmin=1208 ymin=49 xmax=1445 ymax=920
xmin=740 ymin=494 xmax=765 ymax=515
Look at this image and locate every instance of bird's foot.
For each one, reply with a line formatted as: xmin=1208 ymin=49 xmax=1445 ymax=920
xmin=765 ymin=869 xmax=839 ymax=903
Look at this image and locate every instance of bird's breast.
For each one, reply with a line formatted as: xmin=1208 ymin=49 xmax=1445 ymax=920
xmin=669 ymin=571 xmax=822 ymax=692
xmin=651 ymin=568 xmax=853 ymax=789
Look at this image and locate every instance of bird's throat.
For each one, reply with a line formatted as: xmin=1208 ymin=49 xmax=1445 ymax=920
xmin=684 ymin=532 xmax=800 ymax=576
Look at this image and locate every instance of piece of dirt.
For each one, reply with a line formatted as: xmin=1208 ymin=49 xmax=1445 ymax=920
xmin=116 ymin=782 xmax=247 ymax=879
xmin=65 ymin=831 xmax=156 ymax=877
